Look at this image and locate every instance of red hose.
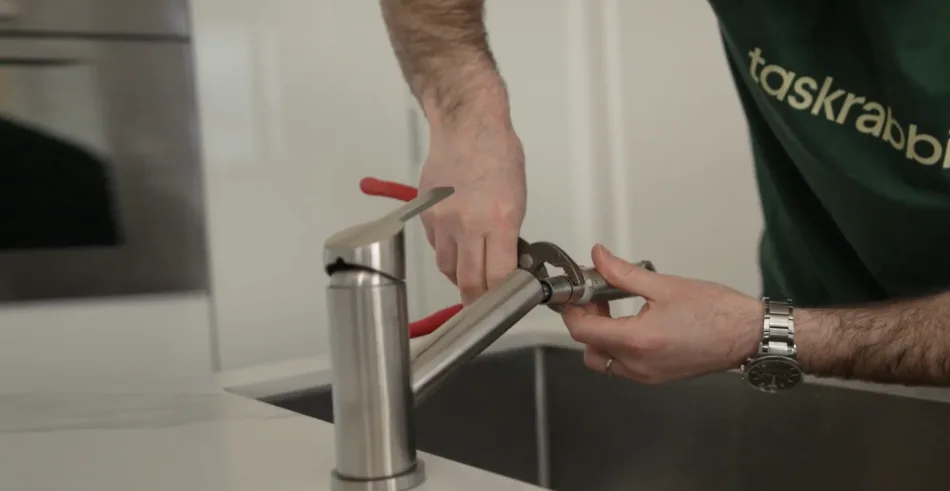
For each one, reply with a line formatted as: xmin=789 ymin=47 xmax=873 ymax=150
xmin=358 ymin=177 xmax=462 ymax=338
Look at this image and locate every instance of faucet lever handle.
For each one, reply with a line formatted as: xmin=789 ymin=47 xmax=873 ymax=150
xmin=324 ymin=181 xmax=453 ymax=278
xmin=386 ymin=186 xmax=454 ymax=223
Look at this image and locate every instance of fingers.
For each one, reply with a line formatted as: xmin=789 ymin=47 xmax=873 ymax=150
xmin=583 ymin=345 xmax=612 ymax=374
xmin=583 ymin=345 xmax=660 ymax=382
xmin=432 ymin=228 xmax=519 ymax=305
xmin=485 ymin=230 xmax=519 ymax=289
xmin=585 ymin=299 xmax=612 ymax=317
xmin=572 ymin=299 xmax=612 ymax=318
xmin=592 ymin=244 xmax=669 ymax=300
xmin=423 ymin=222 xmax=437 ymax=248
xmin=584 ymin=345 xmax=632 ymax=378
xmin=434 ymin=233 xmax=459 ymax=285
xmin=562 ymin=303 xmax=630 ymax=347
xmin=456 ymin=235 xmax=487 ymax=305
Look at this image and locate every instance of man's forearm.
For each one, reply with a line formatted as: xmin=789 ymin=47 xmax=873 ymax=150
xmin=380 ymin=0 xmax=509 ymax=124
xmin=796 ymin=292 xmax=950 ymax=386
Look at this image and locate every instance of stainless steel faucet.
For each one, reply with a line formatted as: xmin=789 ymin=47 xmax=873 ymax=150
xmin=324 ymin=187 xmax=653 ymax=491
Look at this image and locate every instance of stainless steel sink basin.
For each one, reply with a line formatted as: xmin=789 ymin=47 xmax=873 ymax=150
xmin=260 ymin=346 xmax=950 ymax=491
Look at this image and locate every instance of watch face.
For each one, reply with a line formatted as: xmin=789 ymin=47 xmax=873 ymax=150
xmin=746 ymin=356 xmax=803 ymax=393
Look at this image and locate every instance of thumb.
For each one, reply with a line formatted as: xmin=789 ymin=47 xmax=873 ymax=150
xmin=591 ymin=244 xmax=668 ymax=299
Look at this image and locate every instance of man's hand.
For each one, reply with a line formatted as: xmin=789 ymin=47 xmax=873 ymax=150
xmin=563 ymin=244 xmax=950 ymax=387
xmin=381 ymin=0 xmax=525 ymax=304
xmin=561 ymin=244 xmax=762 ymax=384
xmin=420 ymin=117 xmax=526 ymax=305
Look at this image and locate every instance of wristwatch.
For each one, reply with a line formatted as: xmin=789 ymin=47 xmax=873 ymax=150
xmin=741 ymin=297 xmax=804 ymax=393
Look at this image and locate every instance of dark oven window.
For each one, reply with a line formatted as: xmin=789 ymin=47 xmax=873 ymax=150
xmin=0 ymin=33 xmax=210 ymax=302
xmin=1 ymin=64 xmax=121 ymax=251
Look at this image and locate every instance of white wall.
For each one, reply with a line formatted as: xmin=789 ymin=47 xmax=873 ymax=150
xmin=0 ymin=0 xmax=762 ymax=386
xmin=614 ymin=1 xmax=762 ymax=299
xmin=195 ymin=0 xmax=762 ymax=372
xmin=191 ymin=0 xmax=427 ymax=371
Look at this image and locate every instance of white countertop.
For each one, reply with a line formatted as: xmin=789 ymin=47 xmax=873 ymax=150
xmin=0 ymin=388 xmax=545 ymax=491
xmin=0 ymin=324 xmax=567 ymax=491
xmin=3 ymin=324 xmax=949 ymax=491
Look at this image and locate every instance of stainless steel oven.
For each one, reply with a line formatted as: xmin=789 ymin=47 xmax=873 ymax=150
xmin=0 ymin=0 xmax=209 ymax=301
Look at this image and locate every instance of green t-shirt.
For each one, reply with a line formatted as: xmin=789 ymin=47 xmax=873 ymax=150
xmin=709 ymin=0 xmax=950 ymax=307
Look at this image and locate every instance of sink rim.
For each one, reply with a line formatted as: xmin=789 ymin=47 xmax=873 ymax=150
xmin=232 ymin=330 xmax=950 ymax=405
xmin=259 ymin=345 xmax=950 ymax=491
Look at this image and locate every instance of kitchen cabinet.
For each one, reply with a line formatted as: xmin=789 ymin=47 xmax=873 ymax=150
xmin=0 ymin=0 xmax=213 ymax=390
xmin=0 ymin=294 xmax=213 ymax=391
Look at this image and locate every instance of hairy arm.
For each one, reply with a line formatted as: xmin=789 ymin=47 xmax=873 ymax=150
xmin=379 ymin=0 xmax=509 ymax=125
xmin=796 ymin=292 xmax=950 ymax=386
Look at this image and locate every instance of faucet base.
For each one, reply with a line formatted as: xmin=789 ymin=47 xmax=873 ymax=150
xmin=331 ymin=460 xmax=426 ymax=491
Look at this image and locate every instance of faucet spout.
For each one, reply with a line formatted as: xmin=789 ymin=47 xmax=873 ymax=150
xmin=410 ymin=268 xmax=545 ymax=404
xmin=323 ymin=180 xmax=649 ymax=491
xmin=323 ymin=187 xmax=455 ymax=491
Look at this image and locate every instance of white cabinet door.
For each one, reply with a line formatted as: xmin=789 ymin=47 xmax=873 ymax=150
xmin=192 ymin=0 xmax=419 ymax=370
xmin=0 ymin=294 xmax=213 ymax=391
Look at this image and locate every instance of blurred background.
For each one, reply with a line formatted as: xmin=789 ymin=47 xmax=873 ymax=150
xmin=0 ymin=0 xmax=761 ymax=390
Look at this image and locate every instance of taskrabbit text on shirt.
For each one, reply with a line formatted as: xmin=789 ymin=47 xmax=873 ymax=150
xmin=748 ymin=47 xmax=950 ymax=168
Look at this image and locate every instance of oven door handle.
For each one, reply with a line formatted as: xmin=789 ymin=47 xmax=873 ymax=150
xmin=0 ymin=42 xmax=83 ymax=66
xmin=0 ymin=57 xmax=80 ymax=67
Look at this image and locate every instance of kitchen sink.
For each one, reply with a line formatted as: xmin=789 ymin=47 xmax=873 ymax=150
xmin=261 ymin=347 xmax=950 ymax=491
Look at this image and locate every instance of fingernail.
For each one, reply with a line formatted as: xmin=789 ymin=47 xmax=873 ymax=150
xmin=599 ymin=244 xmax=614 ymax=258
